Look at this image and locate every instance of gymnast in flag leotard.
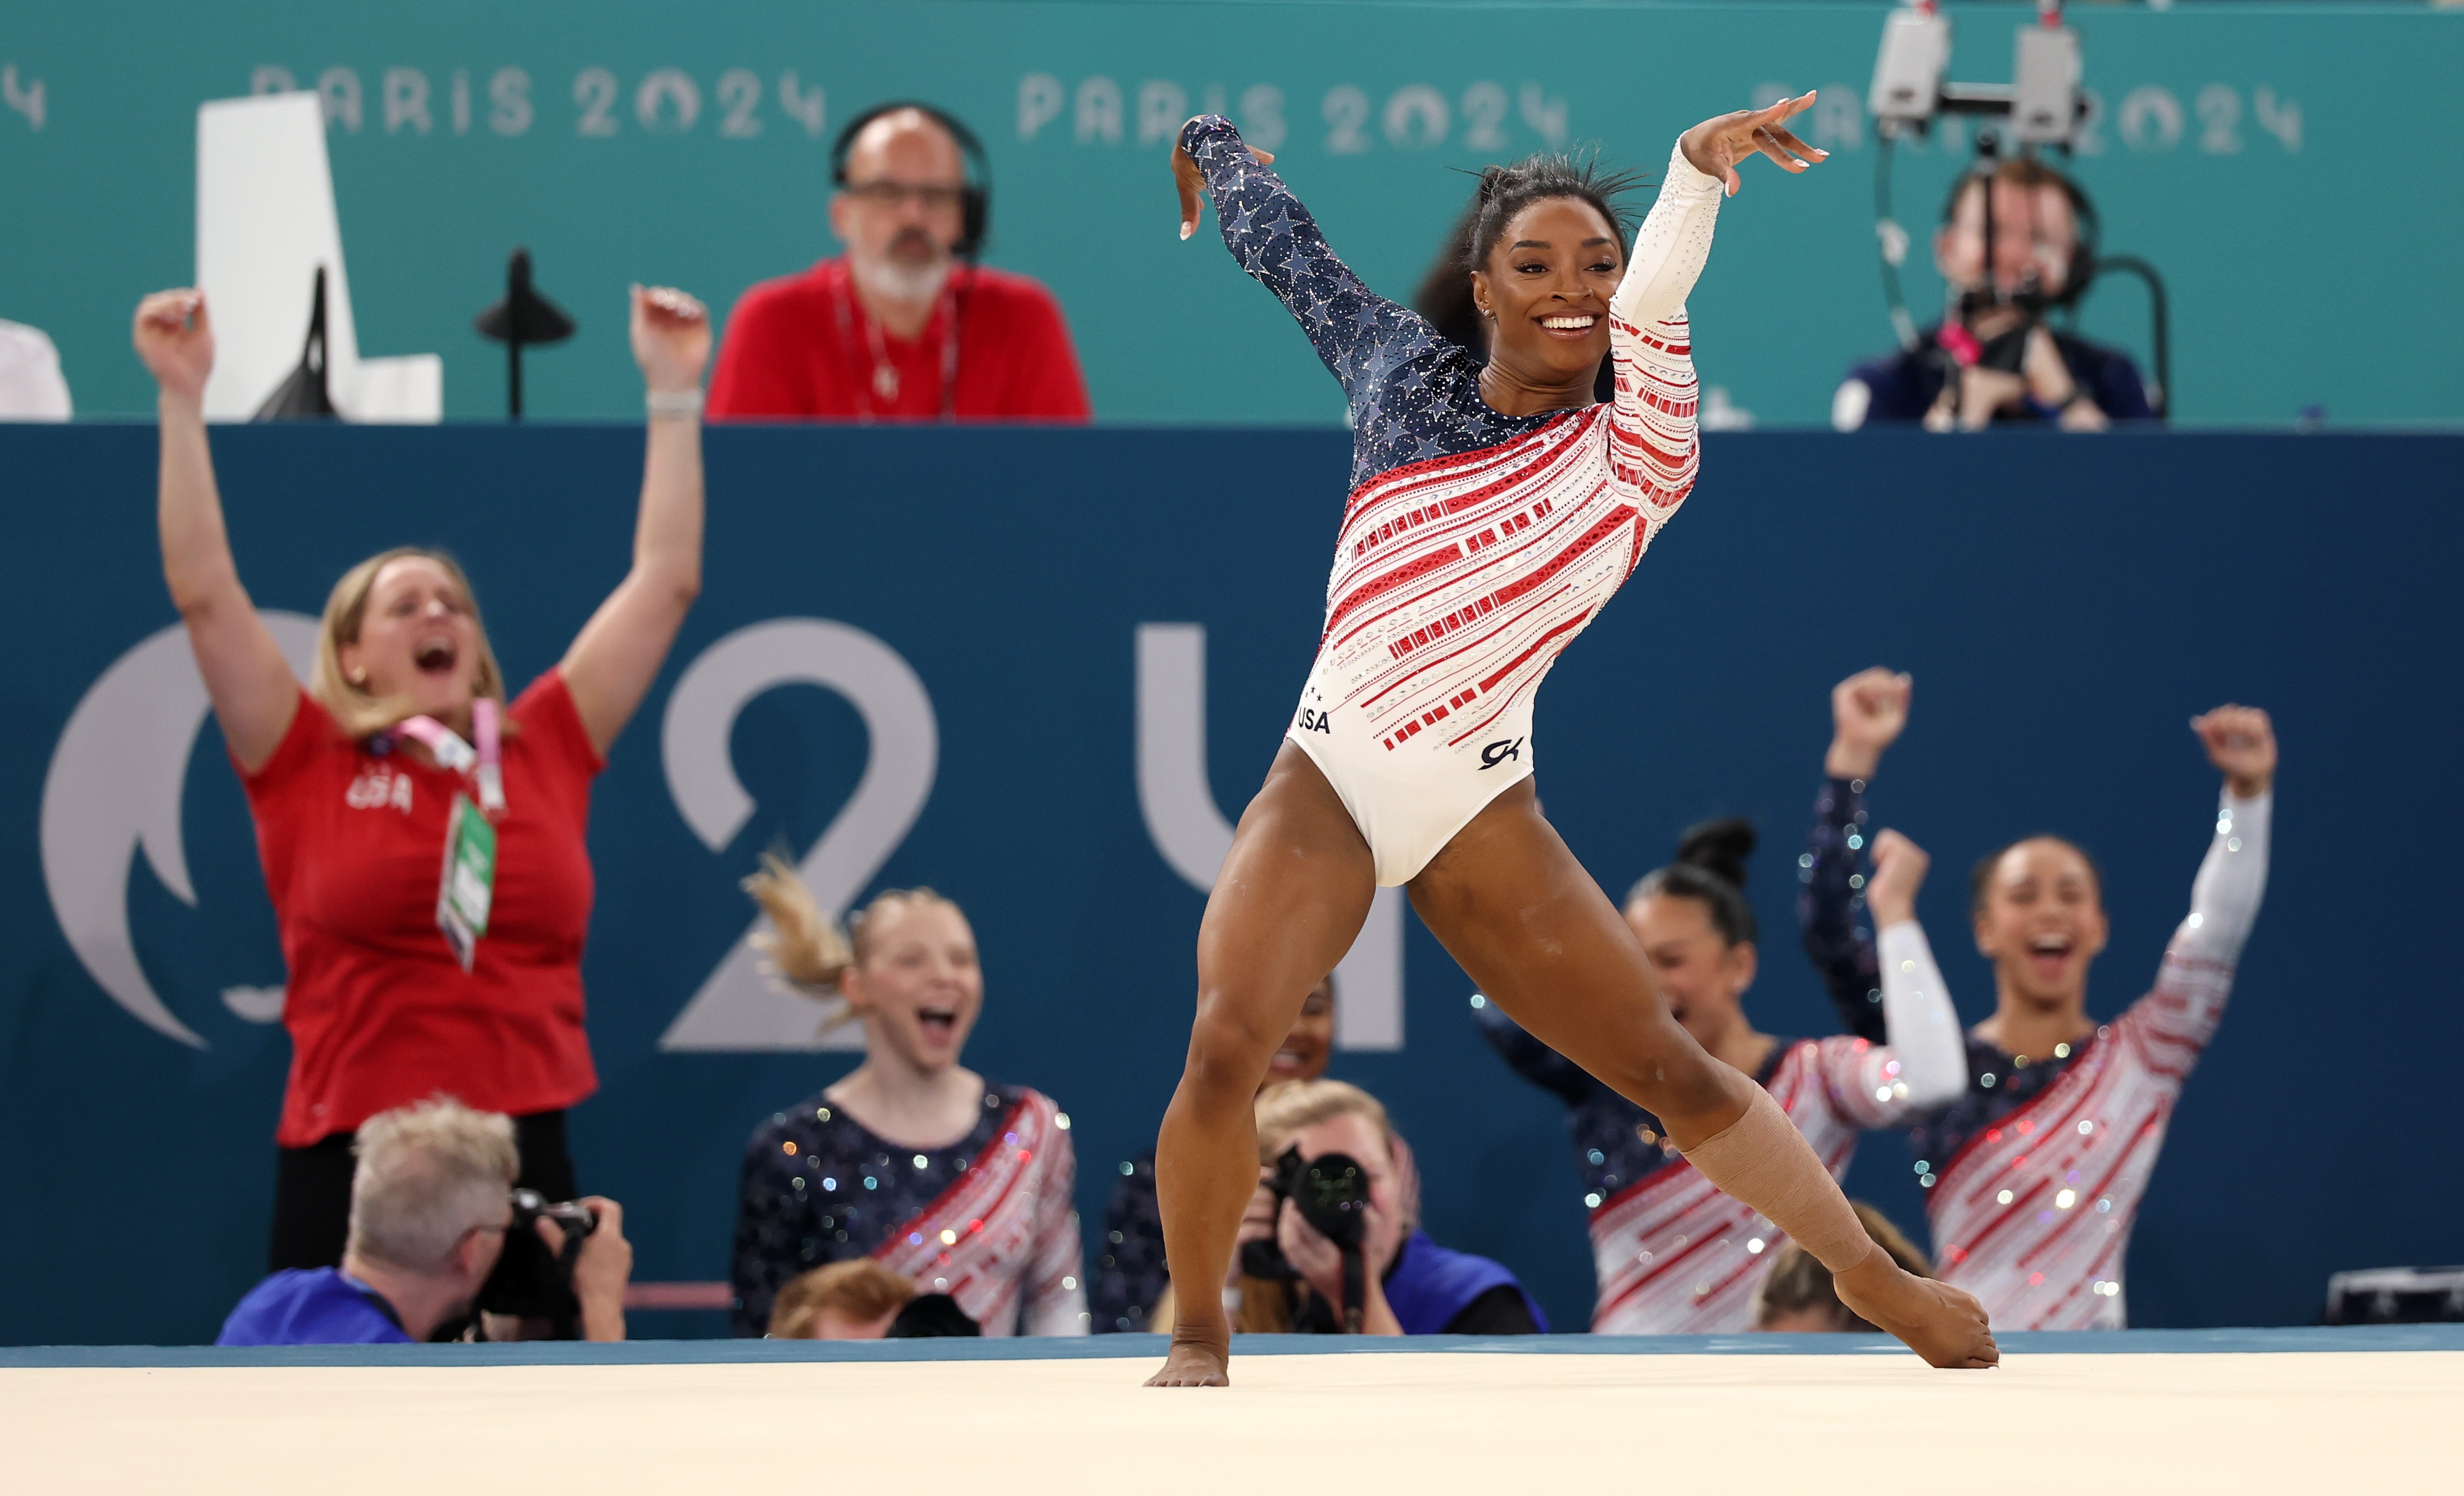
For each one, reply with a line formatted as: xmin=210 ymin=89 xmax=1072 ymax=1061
xmin=1146 ymin=95 xmax=2000 ymax=1388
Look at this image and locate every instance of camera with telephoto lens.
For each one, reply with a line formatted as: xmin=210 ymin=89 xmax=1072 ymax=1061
xmin=1238 ymin=1144 xmax=1372 ymax=1281
xmin=475 ymin=1188 xmax=598 ymax=1338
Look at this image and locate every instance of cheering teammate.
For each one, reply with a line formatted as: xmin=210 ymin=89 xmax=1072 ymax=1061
xmin=1805 ymin=674 xmax=2274 ymax=1327
xmin=1147 ymin=94 xmax=1996 ymax=1386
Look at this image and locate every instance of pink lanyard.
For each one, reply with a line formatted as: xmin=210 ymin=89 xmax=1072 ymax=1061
xmin=395 ymin=698 xmax=505 ymax=815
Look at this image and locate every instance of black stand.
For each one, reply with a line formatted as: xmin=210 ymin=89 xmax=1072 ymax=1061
xmin=1339 ymin=1242 xmax=1365 ymax=1334
xmin=253 ymin=267 xmax=339 ymax=421
xmin=474 ymin=248 xmax=575 ymax=420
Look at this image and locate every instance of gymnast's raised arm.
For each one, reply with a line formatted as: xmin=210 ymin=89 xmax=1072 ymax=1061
xmin=1171 ymin=115 xmax=1433 ymax=407
xmin=1604 ymin=95 xmax=1826 ymax=512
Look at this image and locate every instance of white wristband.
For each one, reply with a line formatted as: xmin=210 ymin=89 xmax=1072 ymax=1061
xmin=646 ymin=387 xmax=704 ymax=419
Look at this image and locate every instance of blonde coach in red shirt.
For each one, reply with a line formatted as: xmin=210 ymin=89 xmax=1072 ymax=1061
xmin=708 ymin=103 xmax=1091 ymax=422
xmin=133 ymin=282 xmax=712 ymax=1272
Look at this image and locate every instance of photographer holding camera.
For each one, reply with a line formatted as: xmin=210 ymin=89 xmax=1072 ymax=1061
xmin=217 ymin=1097 xmax=632 ymax=1345
xmin=1231 ymin=1081 xmax=1543 ymax=1337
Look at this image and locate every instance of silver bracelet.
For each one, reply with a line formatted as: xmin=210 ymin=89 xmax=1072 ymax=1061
xmin=646 ymin=387 xmax=704 ymax=419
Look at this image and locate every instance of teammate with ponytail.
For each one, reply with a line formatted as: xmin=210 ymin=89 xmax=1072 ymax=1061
xmin=727 ymin=860 xmax=1087 ymax=1338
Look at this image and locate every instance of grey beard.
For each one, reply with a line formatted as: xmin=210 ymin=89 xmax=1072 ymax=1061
xmin=852 ymin=253 xmax=952 ymax=308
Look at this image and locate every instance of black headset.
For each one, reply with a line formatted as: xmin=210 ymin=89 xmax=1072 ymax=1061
xmin=831 ymin=101 xmax=992 ymax=261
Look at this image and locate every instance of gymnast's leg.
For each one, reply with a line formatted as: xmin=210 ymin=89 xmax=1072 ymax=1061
xmin=1408 ymin=781 xmax=1998 ymax=1368
xmin=1147 ymin=743 xmax=1378 ymax=1387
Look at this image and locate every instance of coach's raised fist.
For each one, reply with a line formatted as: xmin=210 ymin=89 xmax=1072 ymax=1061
xmin=133 ymin=289 xmax=214 ymax=403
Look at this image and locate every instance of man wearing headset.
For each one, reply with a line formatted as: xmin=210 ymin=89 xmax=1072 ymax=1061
xmin=709 ymin=103 xmax=1091 ymax=421
xmin=1833 ymin=157 xmax=2153 ymax=431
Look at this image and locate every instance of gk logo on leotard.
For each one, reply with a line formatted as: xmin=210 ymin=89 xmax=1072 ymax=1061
xmin=1295 ymin=708 xmax=1333 ymax=735
xmin=1480 ymin=737 xmax=1524 ymax=769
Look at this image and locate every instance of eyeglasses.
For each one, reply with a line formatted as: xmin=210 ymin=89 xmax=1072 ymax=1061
xmin=841 ymin=180 xmax=968 ymax=213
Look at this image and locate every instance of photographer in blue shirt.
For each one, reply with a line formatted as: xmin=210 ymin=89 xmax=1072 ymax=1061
xmin=218 ymin=1097 xmax=631 ymax=1345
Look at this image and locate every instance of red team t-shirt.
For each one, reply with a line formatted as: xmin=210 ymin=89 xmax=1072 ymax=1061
xmin=240 ymin=672 xmax=602 ymax=1147
xmin=707 ymin=257 xmax=1091 ymax=422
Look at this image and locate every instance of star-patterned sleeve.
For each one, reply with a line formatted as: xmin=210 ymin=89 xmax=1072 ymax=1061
xmin=1799 ymin=775 xmax=1889 ymax=1043
xmin=1181 ymin=115 xmax=1441 ymax=414
xmin=1473 ymin=997 xmax=1611 ymax=1107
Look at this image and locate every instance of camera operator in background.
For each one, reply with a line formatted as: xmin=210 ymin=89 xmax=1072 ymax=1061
xmin=1834 ymin=156 xmax=2153 ymax=431
xmin=1228 ymin=1080 xmax=1544 ymax=1337
xmin=216 ymin=1098 xmax=631 ymax=1345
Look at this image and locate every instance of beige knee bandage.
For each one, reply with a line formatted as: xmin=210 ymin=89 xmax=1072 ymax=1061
xmin=1680 ymin=1086 xmax=1877 ymax=1274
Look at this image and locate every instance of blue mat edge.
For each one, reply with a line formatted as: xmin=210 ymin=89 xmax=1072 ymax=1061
xmin=3 ymin=1325 xmax=2457 ymax=1367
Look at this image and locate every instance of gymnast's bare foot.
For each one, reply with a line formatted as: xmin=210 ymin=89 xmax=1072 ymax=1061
xmin=1835 ymin=1251 xmax=2000 ymax=1368
xmin=1145 ymin=1325 xmax=1231 ymax=1387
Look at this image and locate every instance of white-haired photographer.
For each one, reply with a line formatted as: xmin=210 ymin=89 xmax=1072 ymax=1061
xmin=216 ymin=1098 xmax=632 ymax=1345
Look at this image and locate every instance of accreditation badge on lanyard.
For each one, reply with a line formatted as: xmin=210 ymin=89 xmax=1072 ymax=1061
xmin=397 ymin=699 xmax=506 ymax=971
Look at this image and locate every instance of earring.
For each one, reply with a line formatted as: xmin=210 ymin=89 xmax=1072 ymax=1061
xmin=350 ymin=669 xmax=367 ymax=686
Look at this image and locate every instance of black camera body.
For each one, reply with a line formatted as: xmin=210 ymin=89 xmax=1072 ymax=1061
xmin=474 ymin=1188 xmax=598 ymax=1339
xmin=1239 ymin=1145 xmax=1374 ymax=1331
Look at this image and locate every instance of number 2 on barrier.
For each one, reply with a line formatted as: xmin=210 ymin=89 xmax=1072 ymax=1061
xmin=657 ymin=619 xmax=938 ymax=1051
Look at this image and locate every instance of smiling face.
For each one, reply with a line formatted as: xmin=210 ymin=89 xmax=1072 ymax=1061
xmin=1471 ymin=195 xmax=1625 ymax=389
xmin=842 ymin=897 xmax=982 ymax=1075
xmin=1626 ymin=892 xmax=1758 ymax=1052
xmin=1264 ymin=977 xmax=1336 ymax=1088
xmin=1972 ymin=839 xmax=2110 ymax=1008
xmin=336 ymin=555 xmax=488 ymax=727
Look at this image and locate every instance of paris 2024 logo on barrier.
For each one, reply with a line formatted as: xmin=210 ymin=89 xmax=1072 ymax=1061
xmin=39 ymin=619 xmax=1405 ymax=1054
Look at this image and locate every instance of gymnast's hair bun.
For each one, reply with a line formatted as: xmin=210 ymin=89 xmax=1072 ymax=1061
xmin=1673 ymin=816 xmax=1756 ymax=891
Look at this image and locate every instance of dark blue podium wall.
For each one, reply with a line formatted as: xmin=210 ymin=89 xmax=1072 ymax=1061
xmin=2 ymin=424 xmax=2456 ymax=1344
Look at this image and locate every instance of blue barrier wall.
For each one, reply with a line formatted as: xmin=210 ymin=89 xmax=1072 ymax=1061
xmin=2 ymin=2 xmax=2460 ymax=425
xmin=3 ymin=423 xmax=2459 ymax=1344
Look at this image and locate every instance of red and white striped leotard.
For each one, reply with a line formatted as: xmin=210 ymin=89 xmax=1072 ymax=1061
xmin=1588 ymin=1031 xmax=1960 ymax=1333
xmin=1186 ymin=117 xmax=1723 ymax=884
xmin=1480 ymin=897 xmax=1968 ymax=1331
xmin=1886 ymin=790 xmax=2272 ymax=1328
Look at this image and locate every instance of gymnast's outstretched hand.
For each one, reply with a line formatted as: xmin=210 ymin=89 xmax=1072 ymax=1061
xmin=1172 ymin=119 xmax=1274 ymax=240
xmin=1678 ymin=92 xmax=1828 ymax=197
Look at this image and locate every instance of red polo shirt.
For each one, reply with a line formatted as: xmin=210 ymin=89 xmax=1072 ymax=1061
xmin=707 ymin=257 xmax=1091 ymax=422
xmin=239 ymin=672 xmax=602 ymax=1147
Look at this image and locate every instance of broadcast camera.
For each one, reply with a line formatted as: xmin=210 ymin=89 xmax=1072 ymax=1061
xmin=1865 ymin=0 xmax=2169 ymax=414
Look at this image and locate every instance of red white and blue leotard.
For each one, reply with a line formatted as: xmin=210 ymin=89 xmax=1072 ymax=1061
xmin=1884 ymin=790 xmax=2272 ymax=1328
xmin=1185 ymin=117 xmax=1723 ymax=884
